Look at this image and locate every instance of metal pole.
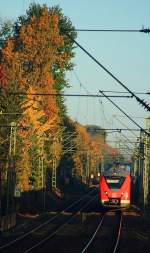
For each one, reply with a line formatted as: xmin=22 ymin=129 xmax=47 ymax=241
xmin=143 ymin=117 xmax=150 ymax=209
xmin=7 ymin=122 xmax=16 ymax=214
xmin=0 ymin=162 xmax=2 ymax=235
xmin=52 ymin=137 xmax=57 ymax=189
xmin=86 ymin=151 xmax=90 ymax=185
xmin=41 ymin=155 xmax=45 ymax=210
xmin=38 ymin=135 xmax=45 ymax=210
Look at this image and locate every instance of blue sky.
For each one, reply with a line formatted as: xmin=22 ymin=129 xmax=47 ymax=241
xmin=1 ymin=0 xmax=150 ymax=150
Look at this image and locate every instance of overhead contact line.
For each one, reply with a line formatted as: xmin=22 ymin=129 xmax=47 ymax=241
xmin=100 ymin=90 xmax=150 ymax=95
xmin=91 ymin=128 xmax=148 ymax=132
xmin=7 ymin=92 xmax=132 ymax=98
xmin=65 ymin=27 xmax=150 ymax=33
xmin=0 ymin=125 xmax=27 ymax=129
xmin=64 ymin=33 xmax=150 ymax=111
xmin=99 ymin=90 xmax=150 ymax=136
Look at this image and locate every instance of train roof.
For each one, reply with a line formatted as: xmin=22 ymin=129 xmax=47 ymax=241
xmin=102 ymin=165 xmax=130 ymax=177
xmin=102 ymin=171 xmax=130 ymax=177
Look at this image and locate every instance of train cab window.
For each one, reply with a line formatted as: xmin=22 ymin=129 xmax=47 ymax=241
xmin=105 ymin=176 xmax=125 ymax=189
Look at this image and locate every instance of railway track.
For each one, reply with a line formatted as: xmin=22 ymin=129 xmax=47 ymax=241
xmin=0 ymin=189 xmax=97 ymax=253
xmin=2 ymin=202 xmax=150 ymax=253
xmin=25 ymin=207 xmax=123 ymax=253
xmin=80 ymin=209 xmax=123 ymax=253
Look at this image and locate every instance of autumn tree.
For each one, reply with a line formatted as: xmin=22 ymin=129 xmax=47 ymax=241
xmin=49 ymin=5 xmax=77 ymax=116
xmin=0 ymin=19 xmax=18 ymax=160
xmin=86 ymin=125 xmax=119 ymax=171
xmin=0 ymin=5 xmax=76 ymax=191
xmin=16 ymin=3 xmax=77 ymax=118
xmin=68 ymin=122 xmax=103 ymax=181
xmin=57 ymin=116 xmax=76 ymax=188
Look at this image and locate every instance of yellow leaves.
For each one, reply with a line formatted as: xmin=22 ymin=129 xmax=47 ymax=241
xmin=21 ymin=86 xmax=39 ymax=109
xmin=27 ymin=25 xmax=34 ymax=35
xmin=0 ymin=64 xmax=7 ymax=87
xmin=52 ymin=14 xmax=59 ymax=28
xmin=44 ymin=72 xmax=54 ymax=86
xmin=16 ymin=143 xmax=31 ymax=192
xmin=24 ymin=36 xmax=33 ymax=47
xmin=73 ymin=155 xmax=82 ymax=168
xmin=74 ymin=123 xmax=105 ymax=171
xmin=1 ymin=8 xmax=66 ymax=92
xmin=75 ymin=123 xmax=91 ymax=146
xmin=1 ymin=6 xmax=68 ymax=190
xmin=38 ymin=18 xmax=47 ymax=30
xmin=38 ymin=9 xmax=49 ymax=29
xmin=20 ymin=83 xmax=58 ymax=143
xmin=20 ymin=86 xmax=43 ymax=134
xmin=55 ymin=141 xmax=62 ymax=160
xmin=22 ymin=99 xmax=35 ymax=110
xmin=37 ymin=115 xmax=57 ymax=135
xmin=2 ymin=38 xmax=14 ymax=62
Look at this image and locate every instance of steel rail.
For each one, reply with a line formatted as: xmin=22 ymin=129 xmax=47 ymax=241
xmin=81 ymin=214 xmax=105 ymax=253
xmin=23 ymin=195 xmax=98 ymax=253
xmin=112 ymin=211 xmax=123 ymax=253
xmin=0 ymin=189 xmax=95 ymax=251
xmin=80 ymin=209 xmax=123 ymax=253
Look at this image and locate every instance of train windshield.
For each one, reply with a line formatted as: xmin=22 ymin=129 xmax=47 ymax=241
xmin=105 ymin=176 xmax=125 ymax=189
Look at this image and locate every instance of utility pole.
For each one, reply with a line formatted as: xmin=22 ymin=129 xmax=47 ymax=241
xmin=38 ymin=135 xmax=44 ymax=189
xmin=38 ymin=156 xmax=44 ymax=188
xmin=6 ymin=122 xmax=16 ymax=214
xmin=38 ymin=134 xmax=46 ymax=210
xmin=51 ymin=128 xmax=66 ymax=190
xmin=0 ymin=161 xmax=2 ymax=233
xmin=143 ymin=116 xmax=150 ymax=209
xmin=86 ymin=150 xmax=90 ymax=185
xmin=52 ymin=137 xmax=57 ymax=189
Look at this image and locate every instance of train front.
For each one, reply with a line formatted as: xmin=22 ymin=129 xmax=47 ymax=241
xmin=99 ymin=175 xmax=131 ymax=206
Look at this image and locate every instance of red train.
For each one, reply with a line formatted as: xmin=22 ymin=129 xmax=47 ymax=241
xmin=99 ymin=175 xmax=131 ymax=206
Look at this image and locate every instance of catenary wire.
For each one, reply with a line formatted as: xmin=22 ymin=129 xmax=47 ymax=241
xmin=63 ymin=33 xmax=150 ymax=111
xmin=7 ymin=92 xmax=132 ymax=98
xmin=64 ymin=27 xmax=150 ymax=33
xmin=100 ymin=90 xmax=150 ymax=95
xmin=99 ymin=90 xmax=150 ymax=136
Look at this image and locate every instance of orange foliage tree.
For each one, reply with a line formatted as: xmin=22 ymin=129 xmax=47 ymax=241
xmin=1 ymin=7 xmax=71 ymax=191
xmin=73 ymin=122 xmax=103 ymax=180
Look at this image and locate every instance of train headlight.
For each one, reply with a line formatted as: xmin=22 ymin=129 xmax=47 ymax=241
xmin=121 ymin=192 xmax=124 ymax=196
xmin=105 ymin=191 xmax=108 ymax=195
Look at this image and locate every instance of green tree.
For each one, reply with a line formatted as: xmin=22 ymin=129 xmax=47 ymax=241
xmin=0 ymin=19 xmax=13 ymax=47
